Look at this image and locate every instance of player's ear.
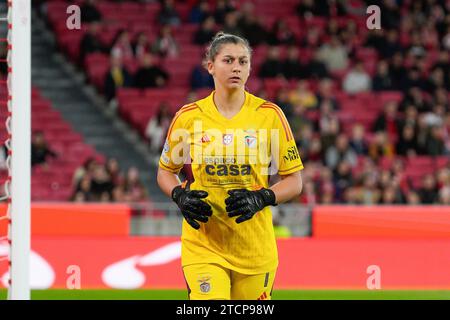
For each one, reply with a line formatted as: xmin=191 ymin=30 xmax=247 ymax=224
xmin=207 ymin=60 xmax=215 ymax=76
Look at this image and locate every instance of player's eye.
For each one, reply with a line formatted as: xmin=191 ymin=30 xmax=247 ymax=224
xmin=223 ymin=58 xmax=232 ymax=64
xmin=240 ymin=60 xmax=248 ymax=65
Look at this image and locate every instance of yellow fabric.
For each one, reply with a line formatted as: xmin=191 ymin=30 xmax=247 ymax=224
xmin=159 ymin=91 xmax=303 ymax=274
xmin=111 ymin=67 xmax=124 ymax=87
xmin=183 ymin=263 xmax=276 ymax=300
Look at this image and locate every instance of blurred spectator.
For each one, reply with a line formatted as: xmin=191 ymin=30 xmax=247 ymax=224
xmin=333 ymin=160 xmax=354 ymax=202
xmin=342 ymin=61 xmax=371 ymax=94
xmin=104 ymin=55 xmax=133 ymax=102
xmin=72 ymin=175 xmax=94 ymax=202
xmin=194 ymin=16 xmax=217 ymax=45
xmin=90 ymin=163 xmax=114 ymax=200
xmin=214 ymin=0 xmax=236 ymax=25
xmin=152 ymin=26 xmax=179 ymax=58
xmin=316 ymin=78 xmax=339 ymax=110
xmin=145 ymin=102 xmax=172 ymax=156
xmin=158 ymin=0 xmax=181 ymax=26
xmin=318 ymin=100 xmax=340 ymax=152
xmin=372 ymin=60 xmax=393 ymax=91
xmin=296 ymin=0 xmax=330 ymax=17
xmin=325 ymin=134 xmax=357 ymax=170
xmin=400 ymin=87 xmax=431 ymax=113
xmin=373 ymin=101 xmax=400 ymax=140
xmin=31 ymin=131 xmax=57 ymax=167
xmin=316 ymin=36 xmax=349 ymax=72
xmin=222 ymin=11 xmax=243 ymax=37
xmin=274 ymin=88 xmax=293 ymax=118
xmin=300 ymin=26 xmax=321 ymax=49
xmin=418 ymin=174 xmax=438 ymax=204
xmin=259 ymin=46 xmax=284 ymax=78
xmin=0 ymin=145 xmax=7 ymax=171
xmin=396 ymin=124 xmax=418 ymax=157
xmin=380 ymin=0 xmax=401 ymax=29
xmin=133 ymin=32 xmax=152 ymax=62
xmin=424 ymin=68 xmax=445 ymax=94
xmin=124 ymin=167 xmax=148 ymax=202
xmin=439 ymin=186 xmax=450 ymax=205
xmin=432 ymin=50 xmax=450 ymax=89
xmin=289 ymin=80 xmax=318 ymax=109
xmin=237 ymin=2 xmax=268 ymax=46
xmin=349 ymin=124 xmax=368 ymax=156
xmin=111 ymin=30 xmax=134 ymax=62
xmin=191 ymin=60 xmax=214 ymax=90
xmin=268 ymin=20 xmax=296 ymax=46
xmin=106 ymin=158 xmax=123 ymax=186
xmin=72 ymin=157 xmax=97 ymax=189
xmin=79 ymin=22 xmax=107 ymax=65
xmin=306 ymin=52 xmax=329 ymax=79
xmin=80 ymin=0 xmax=102 ymax=23
xmin=388 ymin=52 xmax=407 ymax=90
xmin=368 ymin=131 xmax=395 ymax=163
xmin=134 ymin=53 xmax=169 ymax=89
xmin=426 ymin=125 xmax=446 ymax=156
xmin=282 ymin=46 xmax=304 ymax=80
xmin=189 ymin=0 xmax=211 ymax=24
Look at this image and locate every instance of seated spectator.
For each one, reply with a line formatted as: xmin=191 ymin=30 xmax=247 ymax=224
xmin=426 ymin=125 xmax=445 ymax=156
xmin=300 ymin=26 xmax=321 ymax=49
xmin=274 ymin=88 xmax=293 ymax=118
xmin=379 ymin=29 xmax=403 ymax=59
xmin=152 ymin=25 xmax=179 ymax=58
xmin=72 ymin=175 xmax=94 ymax=202
xmin=388 ymin=52 xmax=407 ymax=90
xmin=268 ymin=20 xmax=296 ymax=46
xmin=368 ymin=131 xmax=395 ymax=163
xmin=134 ymin=53 xmax=169 ymax=89
xmin=193 ymin=16 xmax=217 ymax=45
xmin=333 ymin=160 xmax=354 ymax=202
xmin=222 ymin=11 xmax=243 ymax=37
xmin=431 ymin=50 xmax=450 ymax=89
xmin=372 ymin=101 xmax=400 ymax=140
xmin=296 ymin=0 xmax=330 ymax=17
xmin=191 ymin=60 xmax=214 ymax=90
xmin=418 ymin=174 xmax=438 ymax=204
xmin=189 ymin=0 xmax=211 ymax=24
xmin=400 ymin=87 xmax=431 ymax=113
xmin=72 ymin=157 xmax=97 ymax=189
xmin=342 ymin=61 xmax=371 ymax=94
xmin=133 ymin=32 xmax=152 ymax=62
xmin=282 ymin=46 xmax=305 ymax=80
xmin=306 ymin=52 xmax=329 ymax=79
xmin=318 ymin=100 xmax=340 ymax=152
xmin=349 ymin=124 xmax=368 ymax=156
xmin=214 ymin=0 xmax=236 ymax=25
xmin=396 ymin=124 xmax=418 ymax=157
xmin=104 ymin=55 xmax=133 ymax=102
xmin=316 ymin=36 xmax=349 ymax=72
xmin=439 ymin=186 xmax=450 ymax=205
xmin=158 ymin=0 xmax=181 ymax=26
xmin=90 ymin=163 xmax=114 ymax=201
xmin=424 ymin=67 xmax=445 ymax=94
xmin=79 ymin=22 xmax=107 ymax=65
xmin=372 ymin=60 xmax=394 ymax=91
xmin=31 ymin=131 xmax=57 ymax=167
xmin=258 ymin=46 xmax=284 ymax=78
xmin=145 ymin=102 xmax=172 ymax=155
xmin=237 ymin=2 xmax=268 ymax=46
xmin=80 ymin=0 xmax=102 ymax=23
xmin=316 ymin=78 xmax=339 ymax=110
xmin=325 ymin=133 xmax=357 ymax=170
xmin=123 ymin=167 xmax=148 ymax=202
xmin=110 ymin=30 xmax=134 ymax=62
xmin=289 ymin=80 xmax=318 ymax=109
xmin=105 ymin=157 xmax=123 ymax=187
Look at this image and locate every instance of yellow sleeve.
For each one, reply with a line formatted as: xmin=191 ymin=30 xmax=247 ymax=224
xmin=265 ymin=103 xmax=304 ymax=175
xmin=158 ymin=109 xmax=191 ymax=174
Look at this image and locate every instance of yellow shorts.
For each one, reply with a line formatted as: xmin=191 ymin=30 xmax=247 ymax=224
xmin=182 ymin=263 xmax=276 ymax=300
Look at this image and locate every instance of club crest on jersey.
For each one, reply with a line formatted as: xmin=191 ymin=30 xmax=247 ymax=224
xmin=198 ymin=276 xmax=211 ymax=293
xmin=222 ymin=134 xmax=233 ymax=145
xmin=244 ymin=135 xmax=257 ymax=148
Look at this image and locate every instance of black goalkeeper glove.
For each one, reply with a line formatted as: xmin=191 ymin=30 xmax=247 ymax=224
xmin=225 ymin=188 xmax=277 ymax=224
xmin=171 ymin=183 xmax=213 ymax=230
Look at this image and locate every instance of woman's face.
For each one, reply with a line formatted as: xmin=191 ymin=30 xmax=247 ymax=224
xmin=207 ymin=43 xmax=251 ymax=91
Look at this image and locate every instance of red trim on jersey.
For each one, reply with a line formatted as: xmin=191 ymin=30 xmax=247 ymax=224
xmin=260 ymin=103 xmax=293 ymax=141
xmin=166 ymin=104 xmax=198 ymax=138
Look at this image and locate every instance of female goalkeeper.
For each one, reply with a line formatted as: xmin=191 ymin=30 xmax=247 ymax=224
xmin=157 ymin=32 xmax=303 ymax=300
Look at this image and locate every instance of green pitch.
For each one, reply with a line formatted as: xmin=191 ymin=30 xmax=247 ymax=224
xmin=1 ymin=289 xmax=450 ymax=300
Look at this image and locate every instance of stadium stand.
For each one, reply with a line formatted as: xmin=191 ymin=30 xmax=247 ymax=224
xmin=35 ymin=0 xmax=449 ymax=204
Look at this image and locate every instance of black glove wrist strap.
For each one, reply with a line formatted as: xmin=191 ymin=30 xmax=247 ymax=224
xmin=171 ymin=185 xmax=184 ymax=203
xmin=257 ymin=188 xmax=277 ymax=206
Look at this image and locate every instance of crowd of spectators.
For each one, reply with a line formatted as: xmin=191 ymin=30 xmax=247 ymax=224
xmin=44 ymin=0 xmax=450 ymax=205
xmin=71 ymin=157 xmax=148 ymax=202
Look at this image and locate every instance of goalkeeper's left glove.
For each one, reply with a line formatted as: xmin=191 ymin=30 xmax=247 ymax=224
xmin=225 ymin=188 xmax=277 ymax=224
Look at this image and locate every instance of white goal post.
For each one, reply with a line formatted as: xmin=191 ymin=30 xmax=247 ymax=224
xmin=6 ymin=0 xmax=31 ymax=300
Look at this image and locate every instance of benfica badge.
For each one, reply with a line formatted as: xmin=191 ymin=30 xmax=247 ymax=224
xmin=222 ymin=134 xmax=233 ymax=145
xmin=198 ymin=276 xmax=211 ymax=293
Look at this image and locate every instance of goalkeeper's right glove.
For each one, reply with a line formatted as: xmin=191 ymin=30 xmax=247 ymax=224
xmin=171 ymin=183 xmax=213 ymax=230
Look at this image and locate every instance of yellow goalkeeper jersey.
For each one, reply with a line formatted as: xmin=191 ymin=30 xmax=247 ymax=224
xmin=159 ymin=90 xmax=303 ymax=274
